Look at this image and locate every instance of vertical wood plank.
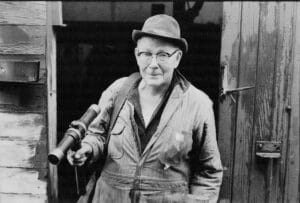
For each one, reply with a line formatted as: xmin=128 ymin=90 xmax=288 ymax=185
xmin=269 ymin=2 xmax=295 ymax=203
xmin=218 ymin=2 xmax=241 ymax=202
xmin=249 ymin=2 xmax=278 ymax=203
xmin=46 ymin=2 xmax=58 ymax=202
xmin=50 ymin=1 xmax=64 ymax=26
xmin=284 ymin=2 xmax=300 ymax=202
xmin=231 ymin=2 xmax=259 ymax=203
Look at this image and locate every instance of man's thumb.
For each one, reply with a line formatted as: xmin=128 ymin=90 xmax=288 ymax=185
xmin=74 ymin=148 xmax=85 ymax=159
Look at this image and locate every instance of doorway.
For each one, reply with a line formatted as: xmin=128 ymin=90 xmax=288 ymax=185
xmin=55 ymin=3 xmax=222 ymax=202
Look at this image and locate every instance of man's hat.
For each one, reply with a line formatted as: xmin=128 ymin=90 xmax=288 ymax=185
xmin=132 ymin=14 xmax=188 ymax=53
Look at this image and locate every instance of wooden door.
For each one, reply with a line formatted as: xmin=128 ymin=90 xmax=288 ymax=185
xmin=218 ymin=2 xmax=299 ymax=203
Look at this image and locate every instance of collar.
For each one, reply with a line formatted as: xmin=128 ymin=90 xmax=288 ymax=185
xmin=172 ymin=69 xmax=190 ymax=96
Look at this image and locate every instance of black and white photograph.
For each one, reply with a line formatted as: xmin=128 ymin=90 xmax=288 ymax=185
xmin=0 ymin=1 xmax=299 ymax=203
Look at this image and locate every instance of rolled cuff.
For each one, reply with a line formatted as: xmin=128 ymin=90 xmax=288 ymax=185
xmin=82 ymin=134 xmax=105 ymax=164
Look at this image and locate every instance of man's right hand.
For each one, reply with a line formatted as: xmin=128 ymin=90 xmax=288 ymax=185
xmin=67 ymin=143 xmax=92 ymax=166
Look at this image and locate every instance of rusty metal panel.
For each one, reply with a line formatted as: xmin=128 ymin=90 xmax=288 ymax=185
xmin=0 ymin=60 xmax=40 ymax=82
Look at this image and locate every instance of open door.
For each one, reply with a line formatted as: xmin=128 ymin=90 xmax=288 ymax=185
xmin=55 ymin=2 xmax=222 ymax=201
xmin=218 ymin=2 xmax=299 ymax=203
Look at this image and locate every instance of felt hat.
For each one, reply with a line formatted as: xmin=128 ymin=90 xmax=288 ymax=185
xmin=132 ymin=14 xmax=188 ymax=53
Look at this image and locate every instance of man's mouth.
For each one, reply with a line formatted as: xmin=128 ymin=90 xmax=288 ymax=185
xmin=148 ymin=73 xmax=160 ymax=77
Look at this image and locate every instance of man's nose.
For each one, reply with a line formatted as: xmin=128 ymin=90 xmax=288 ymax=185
xmin=148 ymin=55 xmax=159 ymax=68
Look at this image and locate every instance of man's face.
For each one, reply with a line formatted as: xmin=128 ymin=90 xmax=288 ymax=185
xmin=135 ymin=36 xmax=182 ymax=88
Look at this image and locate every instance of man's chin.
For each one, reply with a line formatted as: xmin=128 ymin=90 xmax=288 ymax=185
xmin=145 ymin=78 xmax=162 ymax=87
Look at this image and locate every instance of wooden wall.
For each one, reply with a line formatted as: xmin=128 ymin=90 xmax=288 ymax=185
xmin=0 ymin=2 xmax=58 ymax=202
xmin=218 ymin=2 xmax=299 ymax=202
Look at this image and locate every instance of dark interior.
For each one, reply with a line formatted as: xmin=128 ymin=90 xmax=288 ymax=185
xmin=56 ymin=21 xmax=221 ymax=202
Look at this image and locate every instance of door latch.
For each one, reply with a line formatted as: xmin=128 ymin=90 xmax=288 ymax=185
xmin=220 ymin=64 xmax=254 ymax=103
xmin=255 ymin=140 xmax=281 ymax=158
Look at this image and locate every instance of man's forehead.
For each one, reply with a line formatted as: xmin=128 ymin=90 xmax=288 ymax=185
xmin=137 ymin=36 xmax=177 ymax=50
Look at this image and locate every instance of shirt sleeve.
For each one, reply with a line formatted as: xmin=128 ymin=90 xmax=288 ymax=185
xmin=81 ymin=77 xmax=127 ymax=163
xmin=190 ymin=100 xmax=223 ymax=203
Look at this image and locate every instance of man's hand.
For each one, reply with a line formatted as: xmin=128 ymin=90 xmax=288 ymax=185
xmin=67 ymin=143 xmax=92 ymax=166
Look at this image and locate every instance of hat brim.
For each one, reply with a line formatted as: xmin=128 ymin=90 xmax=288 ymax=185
xmin=132 ymin=30 xmax=188 ymax=53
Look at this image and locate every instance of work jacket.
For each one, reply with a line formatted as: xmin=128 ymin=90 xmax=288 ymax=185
xmin=82 ymin=72 xmax=223 ymax=203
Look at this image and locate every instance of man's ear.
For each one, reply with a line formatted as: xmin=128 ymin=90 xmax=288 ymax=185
xmin=134 ymin=47 xmax=139 ymax=59
xmin=176 ymin=50 xmax=183 ymax=61
xmin=174 ymin=50 xmax=183 ymax=68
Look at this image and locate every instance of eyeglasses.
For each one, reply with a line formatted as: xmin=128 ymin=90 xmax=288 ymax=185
xmin=137 ymin=49 xmax=179 ymax=63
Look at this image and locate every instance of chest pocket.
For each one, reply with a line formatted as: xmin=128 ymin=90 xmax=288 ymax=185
xmin=108 ymin=119 xmax=125 ymax=159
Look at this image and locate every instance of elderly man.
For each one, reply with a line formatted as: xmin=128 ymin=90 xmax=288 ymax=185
xmin=67 ymin=14 xmax=223 ymax=203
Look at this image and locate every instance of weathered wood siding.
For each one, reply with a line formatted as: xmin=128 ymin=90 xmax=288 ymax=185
xmin=0 ymin=2 xmax=50 ymax=202
xmin=219 ymin=2 xmax=299 ymax=203
xmin=0 ymin=2 xmax=46 ymax=25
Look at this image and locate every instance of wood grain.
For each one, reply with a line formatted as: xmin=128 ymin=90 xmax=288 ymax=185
xmin=284 ymin=2 xmax=300 ymax=202
xmin=0 ymin=112 xmax=45 ymax=140
xmin=249 ymin=2 xmax=278 ymax=203
xmin=0 ymin=84 xmax=47 ymax=112
xmin=217 ymin=2 xmax=241 ymax=202
xmin=46 ymin=2 xmax=59 ymax=201
xmin=231 ymin=2 xmax=259 ymax=202
xmin=0 ymin=25 xmax=46 ymax=55
xmin=268 ymin=2 xmax=295 ymax=203
xmin=219 ymin=2 xmax=299 ymax=202
xmin=0 ymin=193 xmax=47 ymax=203
xmin=0 ymin=167 xmax=47 ymax=195
xmin=0 ymin=2 xmax=46 ymax=25
xmin=0 ymin=140 xmax=47 ymax=168
xmin=0 ymin=2 xmax=49 ymax=202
